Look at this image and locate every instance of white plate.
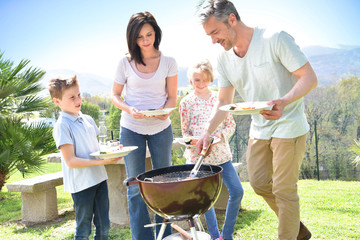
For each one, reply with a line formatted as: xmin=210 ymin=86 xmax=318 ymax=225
xmin=90 ymin=146 xmax=138 ymax=159
xmin=219 ymin=101 xmax=273 ymax=115
xmin=140 ymin=107 xmax=177 ymax=116
xmin=175 ymin=136 xmax=221 ymax=148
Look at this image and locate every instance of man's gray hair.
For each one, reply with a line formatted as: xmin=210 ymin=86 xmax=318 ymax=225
xmin=197 ymin=0 xmax=240 ymax=25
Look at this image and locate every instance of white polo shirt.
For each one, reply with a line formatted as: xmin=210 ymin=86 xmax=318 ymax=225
xmin=53 ymin=112 xmax=108 ymax=193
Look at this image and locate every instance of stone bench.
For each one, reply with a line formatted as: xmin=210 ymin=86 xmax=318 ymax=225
xmin=6 ymin=171 xmax=63 ymax=222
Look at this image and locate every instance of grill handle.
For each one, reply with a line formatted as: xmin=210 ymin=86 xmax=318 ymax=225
xmin=123 ymin=177 xmax=139 ymax=186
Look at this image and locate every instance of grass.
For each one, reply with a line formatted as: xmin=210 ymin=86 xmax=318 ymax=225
xmin=232 ymin=180 xmax=360 ymax=240
xmin=0 ymin=162 xmax=359 ymax=239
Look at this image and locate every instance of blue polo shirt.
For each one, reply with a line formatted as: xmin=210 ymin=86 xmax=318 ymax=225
xmin=53 ymin=112 xmax=108 ymax=193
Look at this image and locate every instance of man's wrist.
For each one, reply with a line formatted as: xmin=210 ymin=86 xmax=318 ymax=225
xmin=204 ymin=123 xmax=212 ymax=136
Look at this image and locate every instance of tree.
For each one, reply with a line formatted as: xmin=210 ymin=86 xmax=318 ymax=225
xmin=0 ymin=52 xmax=57 ymax=191
xmin=108 ymin=104 xmax=122 ymax=139
xmin=170 ymin=96 xmax=184 ymax=138
xmin=81 ymin=100 xmax=100 ymax=123
xmin=339 ymin=76 xmax=360 ymax=168
xmin=40 ymin=97 xmax=60 ymax=119
xmin=303 ymin=87 xmax=334 ymax=178
xmin=41 ymin=97 xmax=102 ymax=124
xmin=351 ymin=139 xmax=360 ymax=166
xmin=338 ymin=76 xmax=360 ymax=138
xmin=83 ymin=95 xmax=112 ymax=111
xmin=303 ymin=76 xmax=360 ymax=180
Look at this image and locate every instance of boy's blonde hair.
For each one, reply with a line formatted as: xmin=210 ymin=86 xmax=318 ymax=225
xmin=48 ymin=75 xmax=79 ymax=99
xmin=187 ymin=59 xmax=214 ymax=83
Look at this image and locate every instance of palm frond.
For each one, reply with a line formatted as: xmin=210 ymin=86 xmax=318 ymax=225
xmin=0 ymin=115 xmax=55 ymax=177
xmin=0 ymin=52 xmax=48 ymax=115
xmin=6 ymin=59 xmax=31 ymax=83
xmin=0 ymin=52 xmax=57 ymax=189
xmin=25 ymin=120 xmax=57 ymax=155
xmin=15 ymin=95 xmax=51 ymax=113
xmin=14 ymin=67 xmax=46 ymax=97
xmin=350 ymin=139 xmax=360 ymax=166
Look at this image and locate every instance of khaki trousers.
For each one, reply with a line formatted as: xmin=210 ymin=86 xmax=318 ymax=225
xmin=246 ymin=134 xmax=307 ymax=240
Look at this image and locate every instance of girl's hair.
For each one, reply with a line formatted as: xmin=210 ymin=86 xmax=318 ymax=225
xmin=188 ymin=59 xmax=214 ymax=83
xmin=48 ymin=75 xmax=78 ymax=99
xmin=126 ymin=11 xmax=162 ymax=66
xmin=198 ymin=0 xmax=240 ymax=25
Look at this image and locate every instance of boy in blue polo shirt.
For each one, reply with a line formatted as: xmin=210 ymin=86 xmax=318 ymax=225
xmin=49 ymin=75 xmax=122 ymax=240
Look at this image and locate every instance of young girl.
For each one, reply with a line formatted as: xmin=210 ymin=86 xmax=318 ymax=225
xmin=111 ymin=12 xmax=177 ymax=240
xmin=179 ymin=60 xmax=243 ymax=240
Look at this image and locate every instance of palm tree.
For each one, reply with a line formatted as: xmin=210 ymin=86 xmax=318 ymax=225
xmin=0 ymin=52 xmax=57 ymax=191
xmin=351 ymin=139 xmax=360 ymax=166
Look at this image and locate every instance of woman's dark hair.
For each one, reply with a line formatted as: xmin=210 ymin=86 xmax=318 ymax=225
xmin=126 ymin=11 xmax=162 ymax=66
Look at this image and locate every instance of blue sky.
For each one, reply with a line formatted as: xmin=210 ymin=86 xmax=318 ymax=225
xmin=1 ymin=0 xmax=359 ymax=79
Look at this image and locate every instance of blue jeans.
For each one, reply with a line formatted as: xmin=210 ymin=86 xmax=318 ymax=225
xmin=120 ymin=125 xmax=173 ymax=240
xmin=204 ymin=161 xmax=244 ymax=240
xmin=71 ymin=180 xmax=110 ymax=240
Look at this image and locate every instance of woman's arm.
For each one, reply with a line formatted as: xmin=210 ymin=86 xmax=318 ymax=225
xmin=111 ymin=81 xmax=146 ymax=119
xmin=60 ymin=144 xmax=121 ymax=168
xmin=164 ymin=74 xmax=178 ymax=108
xmin=155 ymin=74 xmax=178 ymax=120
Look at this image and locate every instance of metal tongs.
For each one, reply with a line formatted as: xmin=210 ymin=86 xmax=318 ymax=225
xmin=189 ymin=137 xmax=214 ymax=178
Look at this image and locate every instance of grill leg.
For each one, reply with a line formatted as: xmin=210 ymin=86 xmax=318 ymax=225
xmin=156 ymin=221 xmax=168 ymax=240
xmin=194 ymin=216 xmax=206 ymax=232
xmin=189 ymin=218 xmax=199 ymax=240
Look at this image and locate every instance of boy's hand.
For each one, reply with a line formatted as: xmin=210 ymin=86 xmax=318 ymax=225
xmin=102 ymin=157 xmax=123 ymax=165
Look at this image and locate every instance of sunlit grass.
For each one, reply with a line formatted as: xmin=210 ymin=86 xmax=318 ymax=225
xmin=1 ymin=162 xmax=359 ymax=240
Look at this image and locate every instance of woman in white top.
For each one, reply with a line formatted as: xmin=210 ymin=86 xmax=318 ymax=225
xmin=111 ymin=11 xmax=177 ymax=240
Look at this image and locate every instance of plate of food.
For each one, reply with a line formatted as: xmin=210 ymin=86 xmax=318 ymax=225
xmin=219 ymin=101 xmax=273 ymax=115
xmin=175 ymin=136 xmax=221 ymax=148
xmin=140 ymin=107 xmax=177 ymax=116
xmin=90 ymin=146 xmax=138 ymax=159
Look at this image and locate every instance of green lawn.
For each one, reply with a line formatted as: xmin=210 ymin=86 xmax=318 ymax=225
xmin=0 ymin=163 xmax=359 ymax=239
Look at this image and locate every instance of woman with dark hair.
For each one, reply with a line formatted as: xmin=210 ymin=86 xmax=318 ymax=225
xmin=111 ymin=11 xmax=178 ymax=240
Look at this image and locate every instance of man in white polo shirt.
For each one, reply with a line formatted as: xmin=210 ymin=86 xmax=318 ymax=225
xmin=196 ymin=1 xmax=317 ymax=240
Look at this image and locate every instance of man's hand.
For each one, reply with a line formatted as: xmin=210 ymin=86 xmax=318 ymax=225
xmin=196 ymin=131 xmax=213 ymax=156
xmin=261 ymin=62 xmax=317 ymax=121
xmin=260 ymin=99 xmax=285 ymax=120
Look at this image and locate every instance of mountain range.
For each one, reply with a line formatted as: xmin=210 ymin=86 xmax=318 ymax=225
xmin=42 ymin=69 xmax=114 ymax=96
xmin=42 ymin=45 xmax=360 ymax=95
xmin=304 ymin=46 xmax=360 ymax=86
